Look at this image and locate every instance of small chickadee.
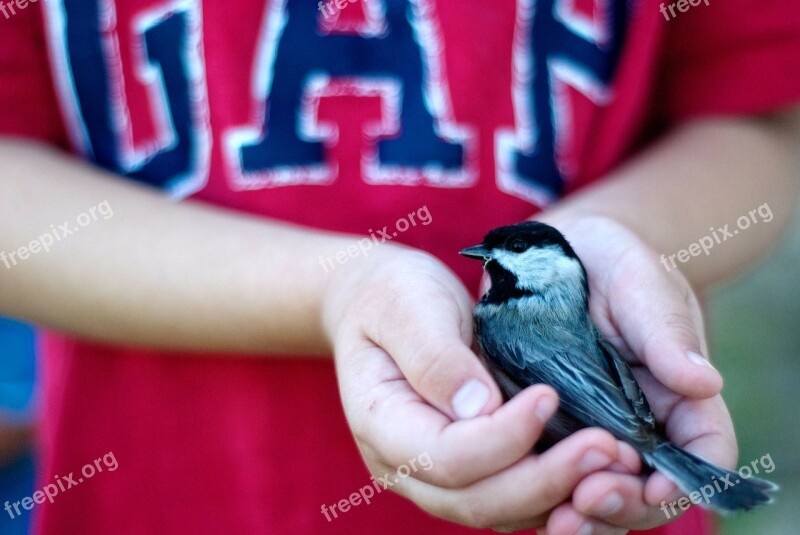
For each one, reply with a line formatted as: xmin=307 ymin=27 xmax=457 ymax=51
xmin=460 ymin=221 xmax=776 ymax=513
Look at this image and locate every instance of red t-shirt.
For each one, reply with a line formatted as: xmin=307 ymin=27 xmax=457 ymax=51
xmin=0 ymin=0 xmax=797 ymax=533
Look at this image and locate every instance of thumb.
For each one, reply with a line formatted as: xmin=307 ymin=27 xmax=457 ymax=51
xmin=610 ymin=263 xmax=723 ymax=399
xmin=561 ymin=215 xmax=724 ymax=399
xmin=379 ymin=303 xmax=504 ymax=421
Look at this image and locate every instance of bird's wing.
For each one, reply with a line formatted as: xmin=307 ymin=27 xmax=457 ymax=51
xmin=483 ymin=328 xmax=653 ymax=445
xmin=596 ymin=333 xmax=656 ymax=431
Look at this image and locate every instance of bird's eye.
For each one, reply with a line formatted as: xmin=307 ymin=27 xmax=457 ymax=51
xmin=509 ymin=239 xmax=527 ymax=253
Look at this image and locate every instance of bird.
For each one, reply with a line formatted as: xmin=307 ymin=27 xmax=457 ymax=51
xmin=459 ymin=220 xmax=777 ymax=513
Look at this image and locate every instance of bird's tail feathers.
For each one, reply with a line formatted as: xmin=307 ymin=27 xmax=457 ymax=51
xmin=644 ymin=442 xmax=778 ymax=514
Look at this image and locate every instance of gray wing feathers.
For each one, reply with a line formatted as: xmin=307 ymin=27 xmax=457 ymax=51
xmin=596 ymin=335 xmax=656 ymax=431
xmin=479 ymin=315 xmax=654 ymax=445
xmin=509 ymin=343 xmax=649 ymax=443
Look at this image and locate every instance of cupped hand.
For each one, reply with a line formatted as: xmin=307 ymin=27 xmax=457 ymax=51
xmin=322 ymin=244 xmax=637 ymax=532
xmin=531 ymin=214 xmax=737 ymax=535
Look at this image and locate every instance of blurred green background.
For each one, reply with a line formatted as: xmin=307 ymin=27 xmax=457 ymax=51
xmin=711 ymin=200 xmax=800 ymax=535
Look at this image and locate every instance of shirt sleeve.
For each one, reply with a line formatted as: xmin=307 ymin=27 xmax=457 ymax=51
xmin=0 ymin=5 xmax=66 ymax=142
xmin=657 ymin=0 xmax=800 ymax=122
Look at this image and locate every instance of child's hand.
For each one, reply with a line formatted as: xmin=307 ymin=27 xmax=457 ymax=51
xmin=533 ymin=214 xmax=736 ymax=535
xmin=322 ymin=246 xmax=637 ymax=532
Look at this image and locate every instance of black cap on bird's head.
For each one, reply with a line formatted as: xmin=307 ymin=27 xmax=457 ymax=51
xmin=460 ymin=221 xmax=588 ymax=303
xmin=460 ymin=221 xmax=580 ymax=260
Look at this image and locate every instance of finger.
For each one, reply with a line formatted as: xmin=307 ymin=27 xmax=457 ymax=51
xmin=368 ymin=282 xmax=504 ymax=420
xmin=644 ymin=393 xmax=737 ymax=506
xmin=341 ymin=344 xmax=563 ymax=487
xmin=397 ymin=428 xmax=623 ymax=529
xmin=377 ymin=382 xmax=562 ymax=488
xmin=615 ymin=440 xmax=643 ymax=475
xmin=423 ymin=385 xmax=560 ymax=487
xmin=624 ymin=367 xmax=737 ymax=506
xmin=558 ymin=216 xmax=722 ymax=399
xmin=573 ymin=471 xmax=674 ymax=530
xmin=633 ymin=370 xmax=737 ymax=468
xmin=479 ymin=272 xmax=491 ymax=295
xmin=543 ymin=502 xmax=629 ymax=535
xmin=664 ymin=395 xmax=737 ymax=467
xmin=604 ymin=251 xmax=723 ymax=399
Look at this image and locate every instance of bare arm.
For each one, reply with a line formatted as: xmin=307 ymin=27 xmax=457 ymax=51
xmin=3 ymin=110 xmax=795 ymax=356
xmin=544 ymin=108 xmax=800 ymax=290
xmin=0 ymin=139 xmax=369 ymax=356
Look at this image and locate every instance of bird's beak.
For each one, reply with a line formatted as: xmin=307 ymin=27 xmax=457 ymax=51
xmin=459 ymin=245 xmax=491 ymax=260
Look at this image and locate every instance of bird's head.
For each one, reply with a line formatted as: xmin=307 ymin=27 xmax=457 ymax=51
xmin=460 ymin=221 xmax=588 ymax=304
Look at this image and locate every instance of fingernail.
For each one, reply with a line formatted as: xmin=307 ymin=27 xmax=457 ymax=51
xmin=575 ymin=524 xmax=593 ymax=535
xmin=581 ymin=450 xmax=612 ymax=473
xmin=686 ymin=351 xmax=715 ymax=370
xmin=534 ymin=395 xmax=557 ymax=422
xmin=452 ymin=379 xmax=490 ymax=419
xmin=594 ymin=492 xmax=623 ymax=516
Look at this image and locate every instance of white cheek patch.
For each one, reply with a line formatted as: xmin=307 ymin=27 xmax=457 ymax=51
xmin=494 ymin=245 xmax=582 ymax=290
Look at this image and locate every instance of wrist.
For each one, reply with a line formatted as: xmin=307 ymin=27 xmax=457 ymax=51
xmin=535 ymin=209 xmax=640 ymax=256
xmin=536 ymin=204 xmax=627 ymax=236
xmin=320 ymin=240 xmax=423 ymax=348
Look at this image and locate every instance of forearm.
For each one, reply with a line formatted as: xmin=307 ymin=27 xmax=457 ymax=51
xmin=544 ymin=108 xmax=800 ymax=290
xmin=0 ymin=139 xmax=363 ymax=356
